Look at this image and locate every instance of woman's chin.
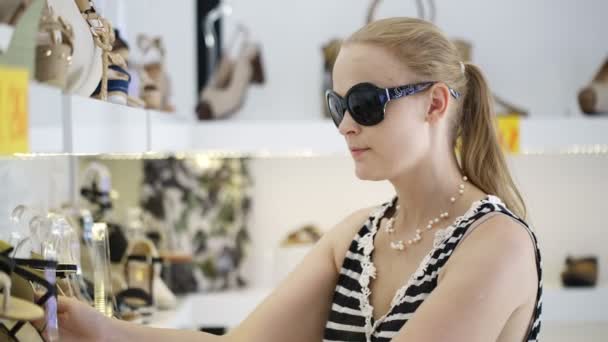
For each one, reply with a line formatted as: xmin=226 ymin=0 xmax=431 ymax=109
xmin=354 ymin=164 xmax=385 ymax=181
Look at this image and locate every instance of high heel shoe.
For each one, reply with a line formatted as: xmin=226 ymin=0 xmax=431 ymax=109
xmin=0 ymin=0 xmax=45 ymax=74
xmin=579 ymin=59 xmax=608 ymax=115
xmin=197 ymin=42 xmax=265 ymax=120
xmin=34 ymin=6 xmax=74 ymax=89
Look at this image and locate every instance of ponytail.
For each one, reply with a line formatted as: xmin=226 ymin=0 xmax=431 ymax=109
xmin=459 ymin=63 xmax=526 ymax=218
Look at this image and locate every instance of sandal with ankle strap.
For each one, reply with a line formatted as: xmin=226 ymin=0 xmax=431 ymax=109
xmin=0 ymin=248 xmax=58 ymax=342
xmin=35 ymin=6 xmax=74 ymax=89
xmin=0 ymin=254 xmax=45 ymax=322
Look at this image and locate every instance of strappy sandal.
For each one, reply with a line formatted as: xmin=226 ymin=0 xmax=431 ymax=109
xmin=139 ymin=66 xmax=163 ymax=110
xmin=34 ymin=6 xmax=74 ymax=89
xmin=137 ymin=35 xmax=175 ymax=112
xmin=75 ymin=0 xmax=112 ymax=100
xmin=90 ymin=27 xmax=144 ymax=107
xmin=117 ymin=238 xmax=176 ymax=313
xmin=92 ymin=52 xmax=130 ymax=105
xmin=0 ymin=242 xmax=59 ymax=342
xmin=0 ymin=255 xmax=45 ymax=322
xmin=116 ymin=254 xmax=158 ymax=315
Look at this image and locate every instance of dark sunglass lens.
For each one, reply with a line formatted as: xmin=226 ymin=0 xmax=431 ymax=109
xmin=327 ymin=93 xmax=345 ymax=127
xmin=347 ymin=86 xmax=383 ymax=126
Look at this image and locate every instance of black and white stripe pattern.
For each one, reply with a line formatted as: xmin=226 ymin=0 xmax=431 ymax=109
xmin=323 ymin=195 xmax=543 ymax=342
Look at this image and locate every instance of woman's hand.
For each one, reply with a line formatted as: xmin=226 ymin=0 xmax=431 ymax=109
xmin=45 ymin=296 xmax=112 ymax=342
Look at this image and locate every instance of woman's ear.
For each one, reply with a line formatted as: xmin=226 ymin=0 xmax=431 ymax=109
xmin=425 ymin=84 xmax=450 ymax=123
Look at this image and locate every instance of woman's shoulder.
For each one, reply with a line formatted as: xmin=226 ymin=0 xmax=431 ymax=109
xmin=325 ymin=204 xmax=382 ymax=271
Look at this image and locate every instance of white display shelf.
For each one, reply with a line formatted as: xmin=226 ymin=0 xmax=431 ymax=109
xmin=520 ymin=117 xmax=608 ymax=153
xmin=146 ymin=287 xmax=608 ymax=331
xmin=148 ymin=110 xmax=194 ymax=152
xmin=543 ymin=287 xmax=608 ymax=322
xmin=190 ymin=120 xmax=344 ymax=155
xmin=23 ymin=81 xmax=608 ymax=155
xmin=28 ymin=82 xmax=64 ymax=153
xmin=66 ymin=95 xmax=148 ymax=154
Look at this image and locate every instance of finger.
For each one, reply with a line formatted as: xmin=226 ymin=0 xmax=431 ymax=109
xmin=57 ymin=295 xmax=74 ymax=314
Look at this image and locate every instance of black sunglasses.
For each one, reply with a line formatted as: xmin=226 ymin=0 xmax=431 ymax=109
xmin=325 ymin=81 xmax=461 ymax=127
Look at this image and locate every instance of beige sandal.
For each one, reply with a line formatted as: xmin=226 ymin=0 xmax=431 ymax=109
xmin=34 ymin=6 xmax=73 ymax=89
xmin=75 ymin=0 xmax=112 ymax=100
xmin=137 ymin=35 xmax=175 ymax=112
xmin=0 ymin=256 xmax=45 ymax=322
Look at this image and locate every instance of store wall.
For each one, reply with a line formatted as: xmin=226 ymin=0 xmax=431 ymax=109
xmin=246 ymin=155 xmax=608 ymax=289
xmin=105 ymin=0 xmax=608 ymax=120
xmin=0 ymin=157 xmax=72 ymax=239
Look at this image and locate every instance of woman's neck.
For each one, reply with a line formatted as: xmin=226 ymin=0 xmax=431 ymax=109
xmin=389 ymin=154 xmax=480 ymax=233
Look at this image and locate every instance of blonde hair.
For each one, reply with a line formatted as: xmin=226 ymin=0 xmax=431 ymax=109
xmin=346 ymin=17 xmax=526 ymax=218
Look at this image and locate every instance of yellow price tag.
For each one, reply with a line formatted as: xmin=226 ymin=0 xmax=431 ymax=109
xmin=0 ymin=67 xmax=29 ymax=154
xmin=496 ymin=114 xmax=520 ymax=154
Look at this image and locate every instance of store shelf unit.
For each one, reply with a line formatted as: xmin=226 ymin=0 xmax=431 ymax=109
xmin=25 ymin=81 xmax=608 ymax=156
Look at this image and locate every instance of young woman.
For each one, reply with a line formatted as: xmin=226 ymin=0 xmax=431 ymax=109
xmin=49 ymin=17 xmax=542 ymax=342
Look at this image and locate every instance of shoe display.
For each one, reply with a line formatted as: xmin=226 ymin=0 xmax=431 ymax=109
xmin=280 ymin=225 xmax=323 ymax=247
xmin=579 ymin=59 xmax=608 ymax=115
xmin=1 ymin=2 xmax=607 ymax=341
xmin=197 ymin=25 xmax=265 ymax=120
xmin=561 ymin=256 xmax=598 ymax=288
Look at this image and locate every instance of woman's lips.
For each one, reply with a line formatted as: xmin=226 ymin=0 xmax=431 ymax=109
xmin=350 ymin=148 xmax=370 ymax=158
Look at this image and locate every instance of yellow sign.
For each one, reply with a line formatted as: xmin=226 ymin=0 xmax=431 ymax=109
xmin=0 ymin=67 xmax=29 ymax=154
xmin=496 ymin=114 xmax=520 ymax=154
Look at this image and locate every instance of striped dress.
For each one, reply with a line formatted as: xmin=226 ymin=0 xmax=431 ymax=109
xmin=323 ymin=195 xmax=543 ymax=342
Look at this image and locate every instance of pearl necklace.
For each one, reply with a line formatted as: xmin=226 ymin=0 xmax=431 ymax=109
xmin=385 ymin=176 xmax=468 ymax=251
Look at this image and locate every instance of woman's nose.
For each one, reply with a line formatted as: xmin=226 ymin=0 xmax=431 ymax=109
xmin=338 ymin=111 xmax=361 ymax=136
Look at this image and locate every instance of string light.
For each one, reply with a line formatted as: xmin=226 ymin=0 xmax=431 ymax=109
xmin=5 ymin=144 xmax=608 ymax=160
